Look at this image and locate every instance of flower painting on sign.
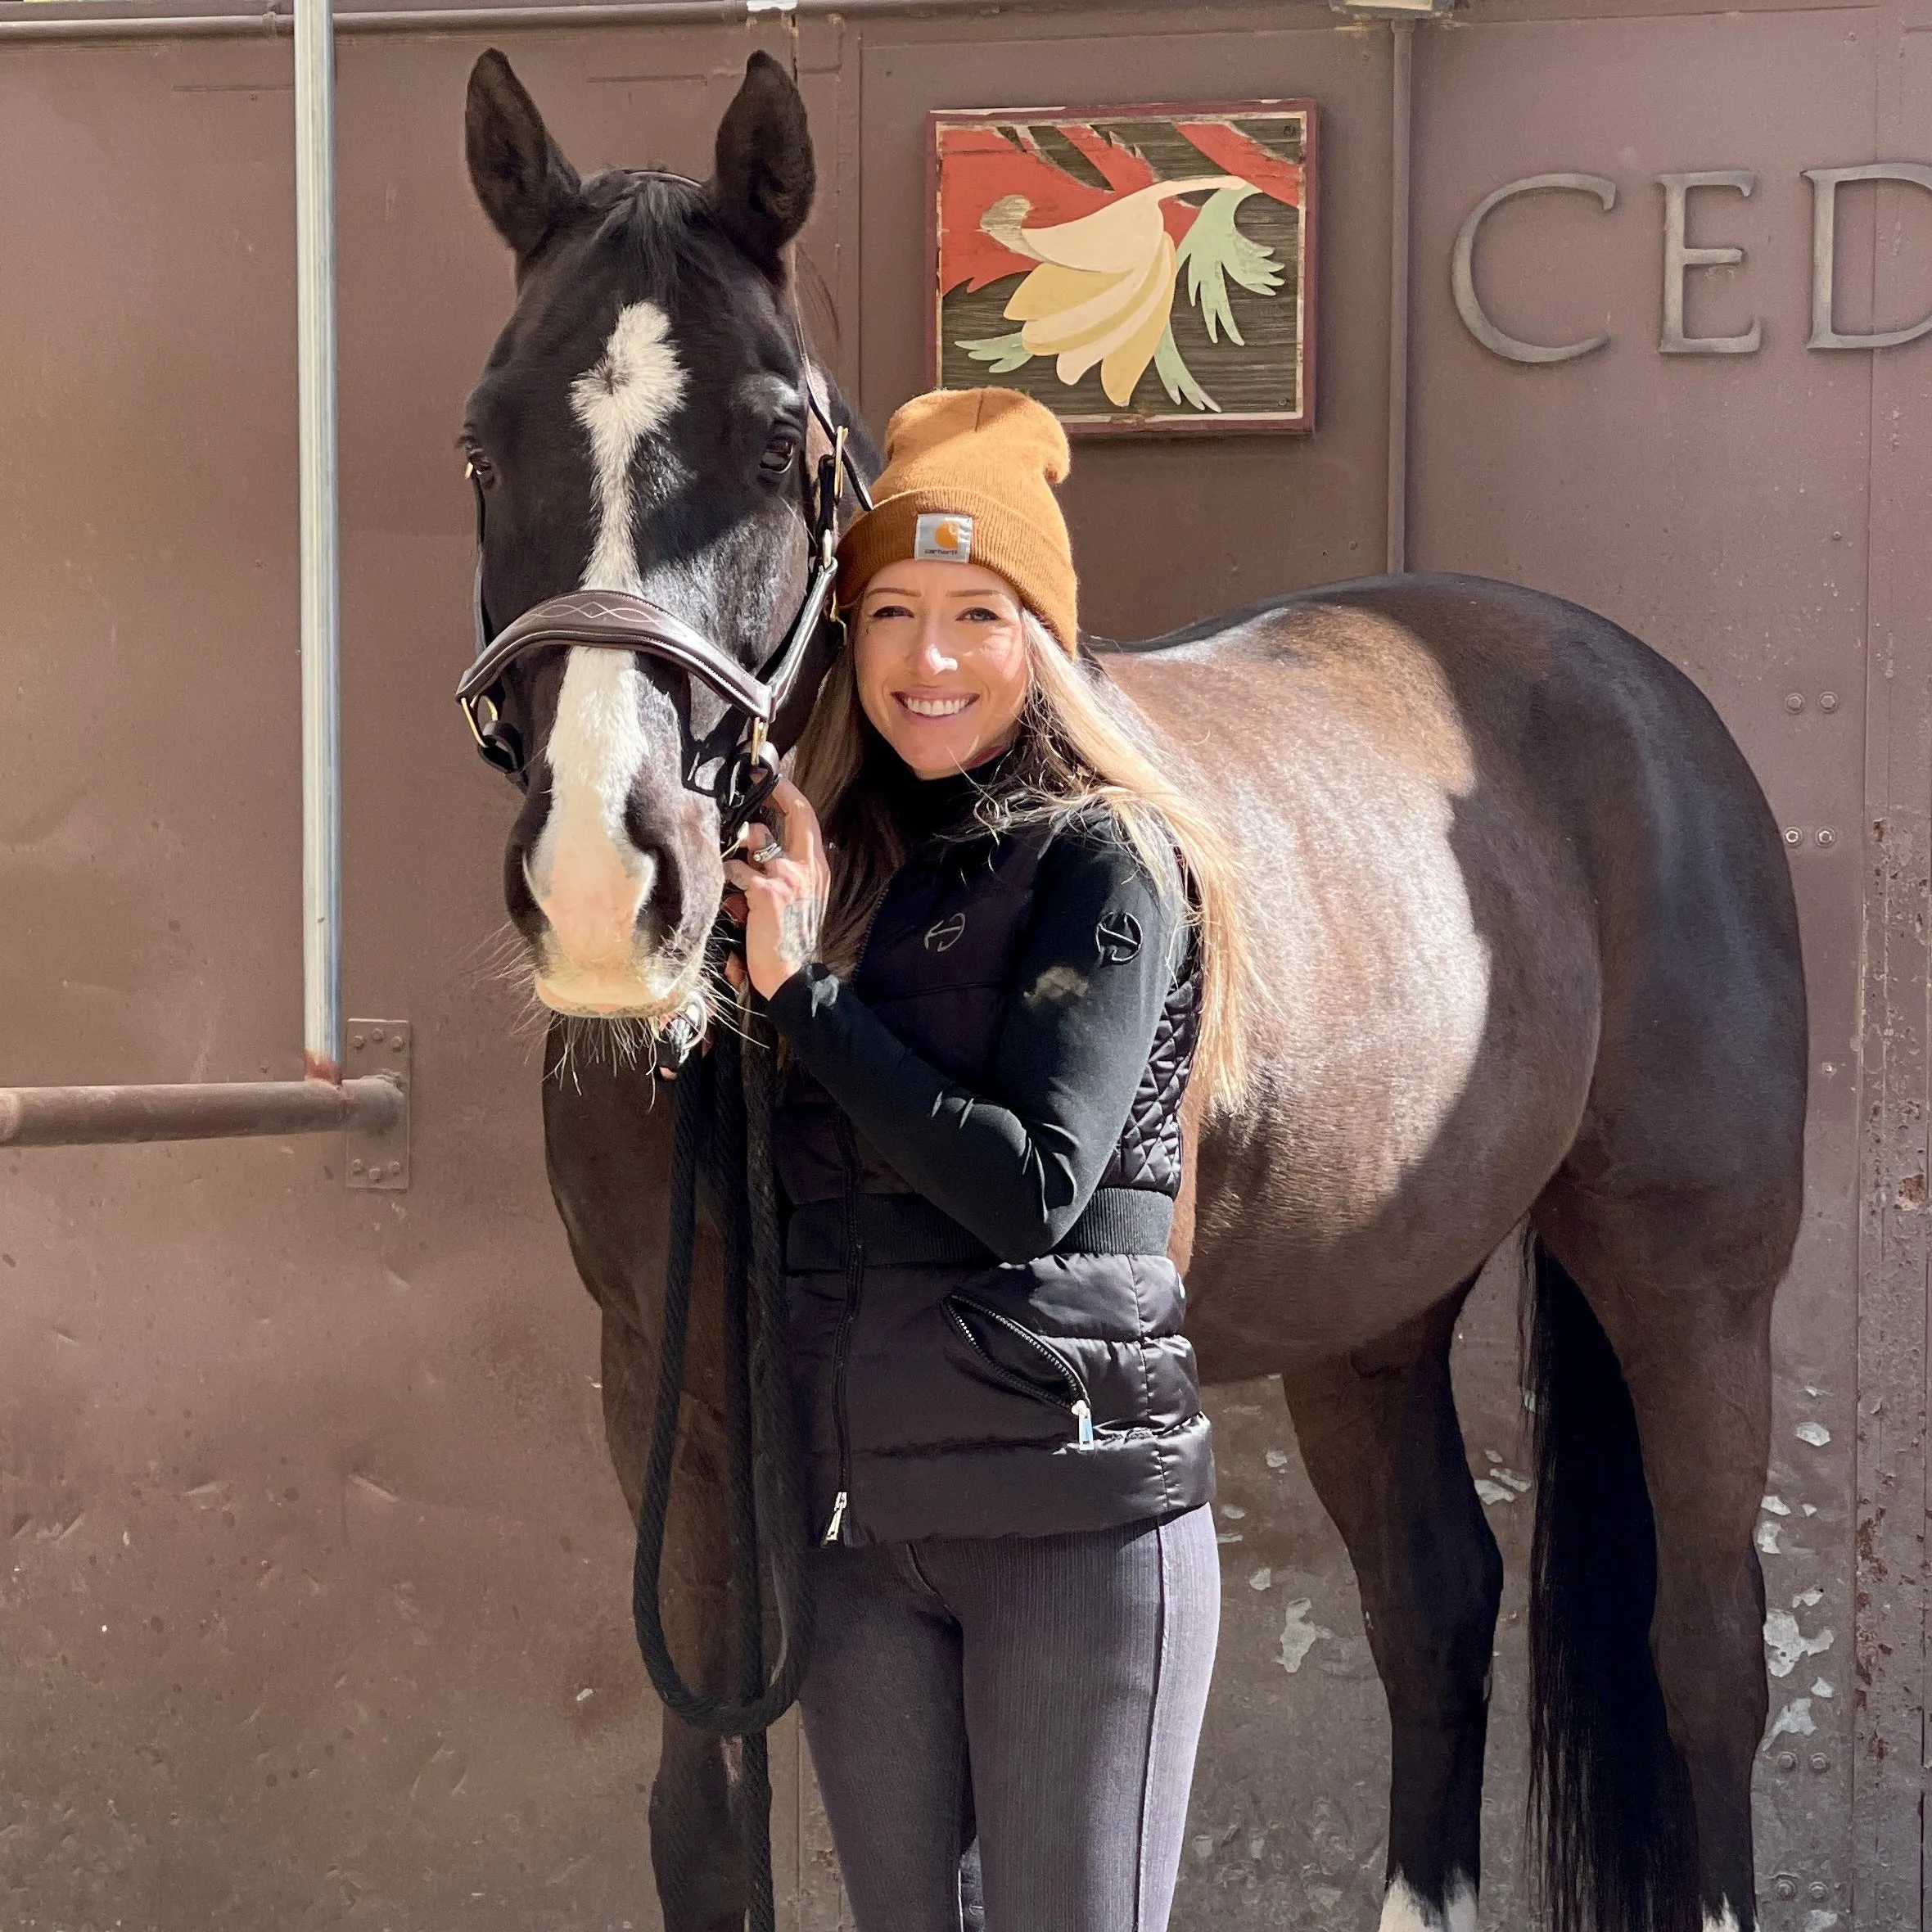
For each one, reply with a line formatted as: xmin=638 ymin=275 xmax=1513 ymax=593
xmin=929 ymin=102 xmax=1316 ymax=435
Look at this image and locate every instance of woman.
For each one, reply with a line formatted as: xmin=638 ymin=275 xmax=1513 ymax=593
xmin=724 ymin=389 xmax=1248 ymax=1932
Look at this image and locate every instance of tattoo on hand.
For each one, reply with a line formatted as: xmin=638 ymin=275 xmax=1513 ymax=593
xmin=777 ymin=896 xmax=824 ymax=973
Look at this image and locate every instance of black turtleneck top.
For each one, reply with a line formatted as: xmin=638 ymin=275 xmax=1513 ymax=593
xmin=766 ymin=747 xmax=1185 ymax=1262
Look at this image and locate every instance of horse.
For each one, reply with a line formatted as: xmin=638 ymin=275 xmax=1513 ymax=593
xmin=457 ymin=46 xmax=1806 ymax=1932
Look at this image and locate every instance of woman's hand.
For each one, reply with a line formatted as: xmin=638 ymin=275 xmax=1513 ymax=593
xmin=722 ymin=778 xmax=831 ymax=1000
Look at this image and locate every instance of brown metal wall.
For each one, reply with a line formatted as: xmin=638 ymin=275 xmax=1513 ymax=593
xmin=0 ymin=2 xmax=1918 ymax=1928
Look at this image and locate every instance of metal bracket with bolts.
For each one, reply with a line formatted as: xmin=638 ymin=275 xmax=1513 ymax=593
xmin=345 ymin=1019 xmax=410 ymax=1190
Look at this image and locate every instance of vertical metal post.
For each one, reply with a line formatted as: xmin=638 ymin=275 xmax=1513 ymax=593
xmin=294 ymin=0 xmax=341 ymax=1081
xmin=1386 ymin=20 xmax=1414 ymax=575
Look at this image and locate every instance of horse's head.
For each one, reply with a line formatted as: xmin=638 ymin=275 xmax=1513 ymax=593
xmin=460 ymin=47 xmax=855 ymax=1026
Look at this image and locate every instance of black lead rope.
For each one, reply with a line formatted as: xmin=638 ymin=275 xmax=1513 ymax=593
xmin=631 ymin=996 xmax=815 ymax=1932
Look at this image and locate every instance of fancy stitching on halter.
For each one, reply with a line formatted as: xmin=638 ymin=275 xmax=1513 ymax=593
xmin=454 ymin=166 xmax=872 ymax=854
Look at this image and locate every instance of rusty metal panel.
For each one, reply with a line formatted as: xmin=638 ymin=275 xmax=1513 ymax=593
xmin=1408 ymin=9 xmax=1911 ymax=1924
xmin=1852 ymin=11 xmax=1932 ymax=1920
xmin=0 ymin=19 xmax=841 ymax=1929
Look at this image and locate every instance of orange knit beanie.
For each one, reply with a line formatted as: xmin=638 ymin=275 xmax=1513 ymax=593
xmin=836 ymin=388 xmax=1078 ymax=652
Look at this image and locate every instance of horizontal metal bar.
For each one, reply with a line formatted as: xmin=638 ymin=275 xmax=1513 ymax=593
xmin=0 ymin=1077 xmax=404 ymax=1149
xmin=0 ymin=0 xmax=1086 ymax=44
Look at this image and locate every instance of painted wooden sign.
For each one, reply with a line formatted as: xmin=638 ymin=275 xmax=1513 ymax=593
xmin=928 ymin=102 xmax=1317 ymax=436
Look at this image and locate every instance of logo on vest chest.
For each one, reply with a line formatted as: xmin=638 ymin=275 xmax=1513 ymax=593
xmin=1096 ymin=910 xmax=1143 ymax=964
xmin=924 ymin=911 xmax=968 ymax=953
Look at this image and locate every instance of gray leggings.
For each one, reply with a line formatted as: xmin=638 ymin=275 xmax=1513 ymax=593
xmin=799 ymin=1505 xmax=1221 ymax=1932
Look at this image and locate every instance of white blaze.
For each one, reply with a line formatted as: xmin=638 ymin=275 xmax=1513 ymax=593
xmin=528 ymin=301 xmax=687 ymax=992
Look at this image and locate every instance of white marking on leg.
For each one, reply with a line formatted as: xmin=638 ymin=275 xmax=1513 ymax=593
xmin=530 ymin=301 xmax=687 ymax=1002
xmin=1702 ymin=1904 xmax=1744 ymax=1932
xmin=1379 ymin=1873 xmax=1477 ymax=1932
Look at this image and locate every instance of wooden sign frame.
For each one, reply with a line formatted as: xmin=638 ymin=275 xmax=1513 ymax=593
xmin=926 ymin=100 xmax=1319 ymax=437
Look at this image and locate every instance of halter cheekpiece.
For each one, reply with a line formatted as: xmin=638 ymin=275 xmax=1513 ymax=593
xmin=454 ymin=169 xmax=872 ymax=849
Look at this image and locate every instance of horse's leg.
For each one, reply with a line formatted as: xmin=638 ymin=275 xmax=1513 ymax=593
xmin=1280 ymin=1276 xmax=1499 ymax=1932
xmin=600 ymin=1305 xmax=747 ymax=1932
xmin=1533 ymin=1189 xmax=1779 ymax=1932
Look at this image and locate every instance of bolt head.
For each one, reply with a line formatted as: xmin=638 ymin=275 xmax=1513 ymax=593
xmin=1819 ymin=692 xmax=1839 ymax=712
xmin=1777 ymin=1750 xmax=1798 ymax=1772
xmin=1785 ymin=693 xmax=1805 ymax=712
xmin=1784 ymin=828 xmax=1803 ymax=847
xmin=1817 ymin=828 xmax=1836 ymax=848
xmin=349 ymin=1159 xmax=364 ymax=1176
xmin=386 ymin=1160 xmax=403 ymax=1178
xmin=1775 ymin=1877 xmax=1799 ymax=1901
xmin=1810 ymin=1752 xmax=1830 ymax=1772
xmin=389 ymin=1032 xmax=404 ymax=1051
xmin=350 ymin=1033 xmax=364 ymax=1050
xmin=1809 ymin=1884 xmax=1830 ymax=1903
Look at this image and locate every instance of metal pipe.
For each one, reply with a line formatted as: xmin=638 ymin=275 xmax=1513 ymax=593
xmin=0 ymin=1077 xmax=404 ymax=1149
xmin=294 ymin=0 xmax=342 ymax=1081
xmin=0 ymin=0 xmax=1086 ymax=43
xmin=1385 ymin=18 xmax=1413 ymax=575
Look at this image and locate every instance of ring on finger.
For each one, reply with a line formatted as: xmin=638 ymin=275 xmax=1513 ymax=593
xmin=748 ymin=838 xmax=784 ymax=865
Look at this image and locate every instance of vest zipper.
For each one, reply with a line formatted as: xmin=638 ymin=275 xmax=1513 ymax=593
xmin=824 ymin=1114 xmax=866 ymax=1543
xmin=819 ymin=881 xmax=928 ymax=1545
xmin=943 ymin=1294 xmax=1097 ymax=1447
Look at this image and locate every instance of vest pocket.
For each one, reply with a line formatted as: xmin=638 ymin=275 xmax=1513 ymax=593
xmin=942 ymin=1295 xmax=1095 ymax=1447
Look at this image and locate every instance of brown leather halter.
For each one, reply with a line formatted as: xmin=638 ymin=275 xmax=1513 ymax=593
xmin=454 ymin=175 xmax=871 ymax=847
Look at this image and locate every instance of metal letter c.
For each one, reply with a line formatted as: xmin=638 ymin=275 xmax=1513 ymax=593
xmin=1452 ymin=173 xmax=1619 ymax=365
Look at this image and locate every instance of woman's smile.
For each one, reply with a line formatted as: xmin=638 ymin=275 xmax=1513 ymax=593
xmin=896 ymin=690 xmax=977 ymax=719
xmin=854 ymin=560 xmax=1032 ymax=775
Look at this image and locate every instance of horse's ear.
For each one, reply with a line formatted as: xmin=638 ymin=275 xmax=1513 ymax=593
xmin=466 ymin=50 xmax=581 ymax=262
xmin=709 ymin=50 xmax=815 ymax=278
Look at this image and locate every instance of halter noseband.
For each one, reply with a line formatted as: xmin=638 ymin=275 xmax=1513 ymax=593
xmin=454 ymin=169 xmax=873 ymax=848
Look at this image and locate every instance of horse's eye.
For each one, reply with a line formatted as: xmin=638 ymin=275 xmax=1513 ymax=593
xmin=462 ymin=437 xmax=494 ymax=483
xmin=759 ymin=431 xmax=800 ymax=477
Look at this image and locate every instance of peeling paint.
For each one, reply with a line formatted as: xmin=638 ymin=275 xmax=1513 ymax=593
xmin=1767 ymin=1697 xmax=1816 ymax=1740
xmin=1264 ymin=1449 xmax=1289 ymax=1470
xmin=1794 ymin=1421 xmax=1831 ymax=1447
xmin=1762 ymin=1493 xmax=1791 ymax=1516
xmin=1248 ymin=1567 xmax=1272 ymax=1591
xmin=1792 ymin=1585 xmax=1824 ymax=1609
xmin=1755 ymin=1520 xmax=1781 ymax=1555
xmin=1812 ymin=1677 xmax=1835 ymax=1698
xmin=1278 ymin=1598 xmax=1332 ymax=1674
xmin=1765 ymin=1609 xmax=1835 ymax=1678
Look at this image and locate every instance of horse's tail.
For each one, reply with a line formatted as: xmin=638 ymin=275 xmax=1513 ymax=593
xmin=1524 ymin=1236 xmax=1699 ymax=1932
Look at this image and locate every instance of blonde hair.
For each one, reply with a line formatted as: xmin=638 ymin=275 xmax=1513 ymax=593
xmin=790 ymin=609 xmax=1253 ymax=1109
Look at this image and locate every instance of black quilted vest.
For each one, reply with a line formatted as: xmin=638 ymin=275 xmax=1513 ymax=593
xmin=773 ymin=810 xmax=1213 ymax=1546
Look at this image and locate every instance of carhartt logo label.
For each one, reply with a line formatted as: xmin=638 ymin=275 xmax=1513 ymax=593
xmin=1095 ymin=911 xmax=1142 ymax=964
xmin=914 ymin=513 xmax=973 ymax=562
xmin=924 ymin=912 xmax=968 ymax=953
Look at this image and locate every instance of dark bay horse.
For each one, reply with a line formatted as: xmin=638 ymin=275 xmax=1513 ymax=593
xmin=458 ymin=47 xmax=1806 ymax=1932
